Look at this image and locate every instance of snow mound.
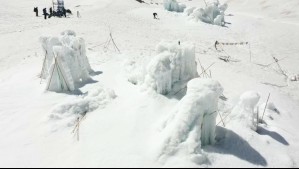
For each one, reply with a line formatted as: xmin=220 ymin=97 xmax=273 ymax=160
xmin=49 ymin=86 xmax=116 ymax=130
xmin=290 ymin=74 xmax=299 ymax=81
xmin=124 ymin=58 xmax=147 ymax=86
xmin=186 ymin=1 xmax=228 ymax=26
xmin=144 ymin=41 xmax=198 ymax=95
xmin=163 ymin=0 xmax=186 ymax=13
xmin=159 ymin=79 xmax=223 ymax=162
xmin=40 ymin=30 xmax=93 ymax=92
xmin=230 ymin=91 xmax=260 ymax=131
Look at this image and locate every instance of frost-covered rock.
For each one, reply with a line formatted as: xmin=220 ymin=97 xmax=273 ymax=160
xmin=40 ymin=30 xmax=93 ymax=92
xmin=144 ymin=41 xmax=198 ymax=94
xmin=124 ymin=59 xmax=146 ymax=85
xmin=163 ymin=0 xmax=186 ymax=13
xmin=186 ymin=1 xmax=228 ymax=26
xmin=231 ymin=91 xmax=260 ymax=131
xmin=159 ymin=79 xmax=223 ymax=161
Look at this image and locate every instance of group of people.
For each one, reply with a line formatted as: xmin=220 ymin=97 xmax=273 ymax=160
xmin=33 ymin=7 xmax=68 ymax=19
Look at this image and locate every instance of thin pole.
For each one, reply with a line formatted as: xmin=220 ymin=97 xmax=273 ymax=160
xmin=198 ymin=62 xmax=215 ymax=77
xmin=249 ymin=43 xmax=252 ymax=62
xmin=216 ymin=108 xmax=233 ymax=126
xmin=77 ymin=117 xmax=80 ymax=141
xmin=218 ymin=111 xmax=225 ymax=127
xmin=56 ymin=58 xmax=71 ymax=91
xmin=203 ymin=0 xmax=207 ymax=7
xmin=40 ymin=53 xmax=47 ymax=84
xmin=261 ymin=93 xmax=271 ymax=122
xmin=110 ymin=33 xmax=120 ymax=53
xmin=256 ymin=106 xmax=259 ymax=129
xmin=47 ymin=59 xmax=57 ymax=90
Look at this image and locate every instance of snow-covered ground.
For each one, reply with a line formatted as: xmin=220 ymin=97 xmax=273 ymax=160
xmin=0 ymin=0 xmax=299 ymax=167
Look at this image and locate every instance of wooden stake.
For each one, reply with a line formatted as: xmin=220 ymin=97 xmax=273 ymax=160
xmin=77 ymin=117 xmax=80 ymax=141
xmin=110 ymin=33 xmax=121 ymax=53
xmin=216 ymin=108 xmax=233 ymax=126
xmin=256 ymin=106 xmax=259 ymax=129
xmin=261 ymin=93 xmax=271 ymax=122
xmin=249 ymin=43 xmax=252 ymax=62
xmin=203 ymin=0 xmax=208 ymax=6
xmin=55 ymin=57 xmax=71 ymax=91
xmin=265 ymin=56 xmax=288 ymax=67
xmin=47 ymin=59 xmax=57 ymax=90
xmin=272 ymin=56 xmax=288 ymax=78
xmin=198 ymin=62 xmax=215 ymax=77
xmin=40 ymin=53 xmax=47 ymax=84
xmin=173 ymin=86 xmax=187 ymax=96
xmin=218 ymin=111 xmax=225 ymax=127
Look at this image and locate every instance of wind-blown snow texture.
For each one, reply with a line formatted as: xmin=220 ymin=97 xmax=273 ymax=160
xmin=50 ymin=86 xmax=116 ymax=130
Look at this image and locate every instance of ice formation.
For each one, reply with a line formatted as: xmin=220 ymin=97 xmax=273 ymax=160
xmin=144 ymin=41 xmax=198 ymax=94
xmin=185 ymin=1 xmax=228 ymax=26
xmin=231 ymin=91 xmax=260 ymax=131
xmin=40 ymin=30 xmax=93 ymax=92
xmin=163 ymin=0 xmax=186 ymax=13
xmin=159 ymin=79 xmax=223 ymax=160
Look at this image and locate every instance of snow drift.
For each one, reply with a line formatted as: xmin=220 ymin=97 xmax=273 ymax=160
xmin=159 ymin=79 xmax=223 ymax=162
xmin=40 ymin=30 xmax=93 ymax=92
xmin=230 ymin=91 xmax=260 ymax=131
xmin=186 ymin=1 xmax=228 ymax=26
xmin=163 ymin=0 xmax=186 ymax=13
xmin=49 ymin=86 xmax=116 ymax=129
xmin=144 ymin=41 xmax=198 ymax=94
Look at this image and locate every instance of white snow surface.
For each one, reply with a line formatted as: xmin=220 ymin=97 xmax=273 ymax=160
xmin=0 ymin=0 xmax=299 ymax=167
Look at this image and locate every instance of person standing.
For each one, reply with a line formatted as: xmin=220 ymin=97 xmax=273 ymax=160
xmin=33 ymin=7 xmax=39 ymax=17
xmin=49 ymin=7 xmax=53 ymax=16
xmin=43 ymin=8 xmax=49 ymax=20
xmin=153 ymin=13 xmax=158 ymax=19
xmin=63 ymin=8 xmax=67 ymax=17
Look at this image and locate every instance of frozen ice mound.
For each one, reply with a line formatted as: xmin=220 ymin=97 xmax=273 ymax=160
xmin=159 ymin=78 xmax=223 ymax=161
xmin=163 ymin=0 xmax=186 ymax=13
xmin=185 ymin=0 xmax=228 ymax=26
xmin=230 ymin=91 xmax=260 ymax=131
xmin=144 ymin=41 xmax=198 ymax=95
xmin=40 ymin=30 xmax=93 ymax=92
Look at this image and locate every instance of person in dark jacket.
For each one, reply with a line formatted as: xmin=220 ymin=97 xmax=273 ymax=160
xmin=49 ymin=7 xmax=53 ymax=16
xmin=62 ymin=8 xmax=67 ymax=17
xmin=33 ymin=7 xmax=38 ymax=17
xmin=43 ymin=8 xmax=49 ymax=19
xmin=48 ymin=7 xmax=53 ymax=18
xmin=153 ymin=13 xmax=158 ymax=19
